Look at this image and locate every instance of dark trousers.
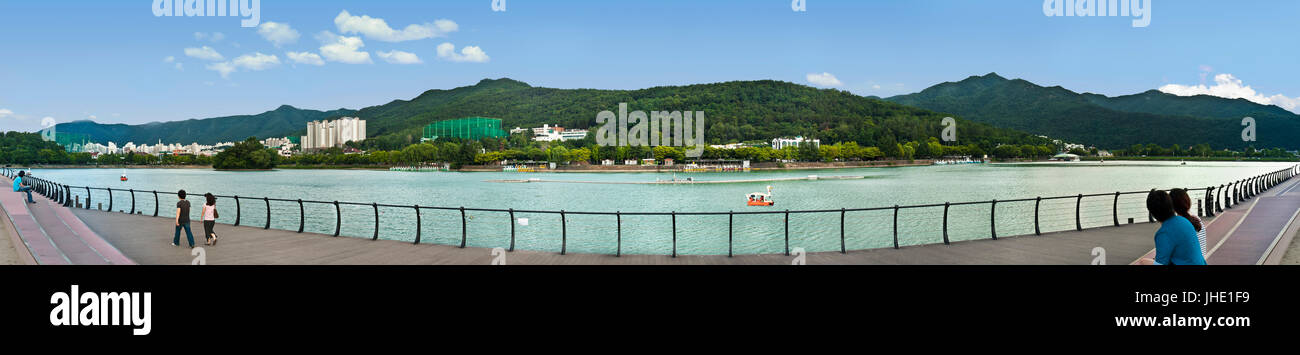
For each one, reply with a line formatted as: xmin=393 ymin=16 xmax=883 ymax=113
xmin=174 ymin=222 xmax=194 ymax=247
xmin=203 ymin=220 xmax=216 ymax=239
xmin=17 ymin=186 xmax=33 ymax=203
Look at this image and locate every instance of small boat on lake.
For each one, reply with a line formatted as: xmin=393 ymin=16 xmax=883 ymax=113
xmin=747 ymin=186 xmax=775 ymax=206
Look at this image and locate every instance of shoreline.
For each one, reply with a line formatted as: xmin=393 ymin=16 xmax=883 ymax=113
xmin=12 ymin=160 xmax=939 ymax=172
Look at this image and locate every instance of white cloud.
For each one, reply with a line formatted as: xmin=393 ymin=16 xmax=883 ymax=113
xmin=317 ymin=32 xmax=371 ymax=64
xmin=334 ymin=10 xmax=457 ymax=42
xmin=1159 ymin=73 xmax=1300 ymax=114
xmin=184 ymin=46 xmax=225 ymax=61
xmin=436 ymin=43 xmax=489 ymax=63
xmin=0 ymin=109 xmax=13 ymax=119
xmin=258 ymin=22 xmax=300 ymax=47
xmin=204 ymin=53 xmax=279 ymax=79
xmin=163 ymin=56 xmax=175 ymax=63
xmin=205 ymin=62 xmax=236 ymax=79
xmin=286 ymin=51 xmax=325 ymax=66
xmin=231 ymin=52 xmax=281 ymax=71
xmin=806 ymin=72 xmax=843 ymax=87
xmin=377 ymin=50 xmax=422 ymax=64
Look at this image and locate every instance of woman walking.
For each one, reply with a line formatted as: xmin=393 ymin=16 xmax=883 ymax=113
xmin=202 ymin=193 xmax=220 ymax=246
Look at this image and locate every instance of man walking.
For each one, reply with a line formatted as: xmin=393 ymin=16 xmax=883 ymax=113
xmin=172 ymin=189 xmax=195 ymax=248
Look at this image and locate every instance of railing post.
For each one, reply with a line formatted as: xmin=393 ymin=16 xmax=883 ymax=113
xmin=990 ymin=200 xmax=997 ymax=240
xmin=560 ymin=210 xmax=567 ymax=255
xmin=1197 ymin=199 xmax=1203 ymax=218
xmin=85 ymin=187 xmax=90 ymax=210
xmin=413 ymin=205 xmax=421 ymax=244
xmin=1034 ymin=197 xmax=1041 ymax=236
xmin=459 ymin=207 xmax=467 ymax=248
xmin=1112 ymin=192 xmax=1120 ymax=226
xmin=107 ymin=188 xmax=113 ymax=212
xmin=372 ymin=202 xmax=379 ymax=241
xmin=840 ymin=208 xmax=847 ymax=253
xmin=234 ymin=196 xmax=241 ymax=226
xmin=129 ymin=189 xmax=135 ymax=215
xmin=508 ymin=209 xmax=516 ymax=252
xmin=1216 ymin=185 xmax=1224 ymax=212
xmin=942 ymin=202 xmax=950 ymax=245
xmin=297 ymin=199 xmax=305 ymax=233
xmin=333 ymin=201 xmax=340 ymax=237
xmin=727 ymin=211 xmax=734 ymax=257
xmin=263 ymin=197 xmax=271 ymax=230
xmin=1075 ymin=194 xmax=1083 ymax=231
xmin=783 ymin=210 xmax=790 ymax=255
xmin=615 ymin=211 xmax=622 ymax=257
xmin=65 ymin=186 xmax=73 ymax=207
xmin=892 ymin=205 xmax=900 ymax=249
xmin=152 ymin=191 xmax=159 ymax=217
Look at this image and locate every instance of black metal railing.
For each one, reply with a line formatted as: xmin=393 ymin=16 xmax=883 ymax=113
xmin=3 ymin=164 xmax=1298 ymax=257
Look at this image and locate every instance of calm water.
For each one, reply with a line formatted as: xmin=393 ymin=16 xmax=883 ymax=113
xmin=29 ymin=161 xmax=1291 ymax=255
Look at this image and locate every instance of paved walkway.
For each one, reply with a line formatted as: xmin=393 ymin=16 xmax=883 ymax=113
xmin=0 ymin=176 xmax=134 ymax=265
xmin=1129 ymin=174 xmax=1300 ymax=265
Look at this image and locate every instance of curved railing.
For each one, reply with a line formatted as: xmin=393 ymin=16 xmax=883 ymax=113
xmin=3 ymin=164 xmax=1297 ymax=257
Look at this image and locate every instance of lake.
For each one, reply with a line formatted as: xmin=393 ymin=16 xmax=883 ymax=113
xmin=27 ymin=161 xmax=1291 ymax=255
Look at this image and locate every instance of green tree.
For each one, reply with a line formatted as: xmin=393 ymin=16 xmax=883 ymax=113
xmin=212 ymin=137 xmax=278 ymax=170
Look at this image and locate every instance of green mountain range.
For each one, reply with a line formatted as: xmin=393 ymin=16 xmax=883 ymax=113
xmin=347 ymin=78 xmax=1046 ymax=150
xmin=54 ymin=105 xmax=355 ymax=145
xmin=887 ymin=73 xmax=1299 ymax=149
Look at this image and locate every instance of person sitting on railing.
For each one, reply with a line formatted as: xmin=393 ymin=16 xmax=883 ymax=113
xmin=1139 ymin=190 xmax=1206 ymax=265
xmin=12 ymin=171 xmax=35 ymax=204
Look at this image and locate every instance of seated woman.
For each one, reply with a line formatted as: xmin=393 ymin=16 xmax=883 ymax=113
xmin=1139 ymin=190 xmax=1206 ymax=265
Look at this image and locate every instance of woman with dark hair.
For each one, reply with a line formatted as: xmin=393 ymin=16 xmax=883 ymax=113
xmin=1139 ymin=190 xmax=1206 ymax=265
xmin=202 ymin=193 xmax=219 ymax=246
xmin=1169 ymin=188 xmax=1207 ymax=257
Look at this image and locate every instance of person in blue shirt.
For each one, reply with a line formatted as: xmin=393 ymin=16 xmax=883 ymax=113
xmin=1139 ymin=190 xmax=1207 ymax=265
xmin=12 ymin=171 xmax=35 ymax=204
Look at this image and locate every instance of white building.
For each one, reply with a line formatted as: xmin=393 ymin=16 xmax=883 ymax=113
xmin=559 ymin=129 xmax=589 ymax=141
xmin=304 ymin=117 xmax=367 ymax=150
xmin=532 ymin=124 xmax=560 ymax=136
xmin=530 ymin=124 xmax=588 ymax=142
xmin=772 ymin=136 xmax=819 ymax=150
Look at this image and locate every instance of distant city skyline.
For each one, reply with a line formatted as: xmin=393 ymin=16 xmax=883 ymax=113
xmin=3 ymin=0 xmax=1299 ymax=133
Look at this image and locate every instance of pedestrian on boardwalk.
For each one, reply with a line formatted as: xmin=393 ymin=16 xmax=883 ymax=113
xmin=172 ymin=189 xmax=195 ymax=248
xmin=202 ymin=193 xmax=220 ymax=246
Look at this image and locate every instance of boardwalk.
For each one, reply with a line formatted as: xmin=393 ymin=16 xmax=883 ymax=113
xmin=4 ymin=172 xmax=1298 ymax=265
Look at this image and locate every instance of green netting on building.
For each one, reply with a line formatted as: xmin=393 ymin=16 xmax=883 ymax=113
xmin=52 ymin=132 xmax=92 ymax=151
xmin=422 ymin=117 xmax=507 ymax=141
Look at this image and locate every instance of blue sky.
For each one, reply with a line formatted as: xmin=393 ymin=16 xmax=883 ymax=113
xmin=2 ymin=0 xmax=1299 ymax=132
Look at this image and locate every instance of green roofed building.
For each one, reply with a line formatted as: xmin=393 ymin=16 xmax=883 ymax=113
xmin=422 ymin=117 xmax=507 ymax=141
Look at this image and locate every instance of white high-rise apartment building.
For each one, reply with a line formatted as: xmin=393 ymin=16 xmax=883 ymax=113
xmin=303 ymin=117 xmax=366 ymax=150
